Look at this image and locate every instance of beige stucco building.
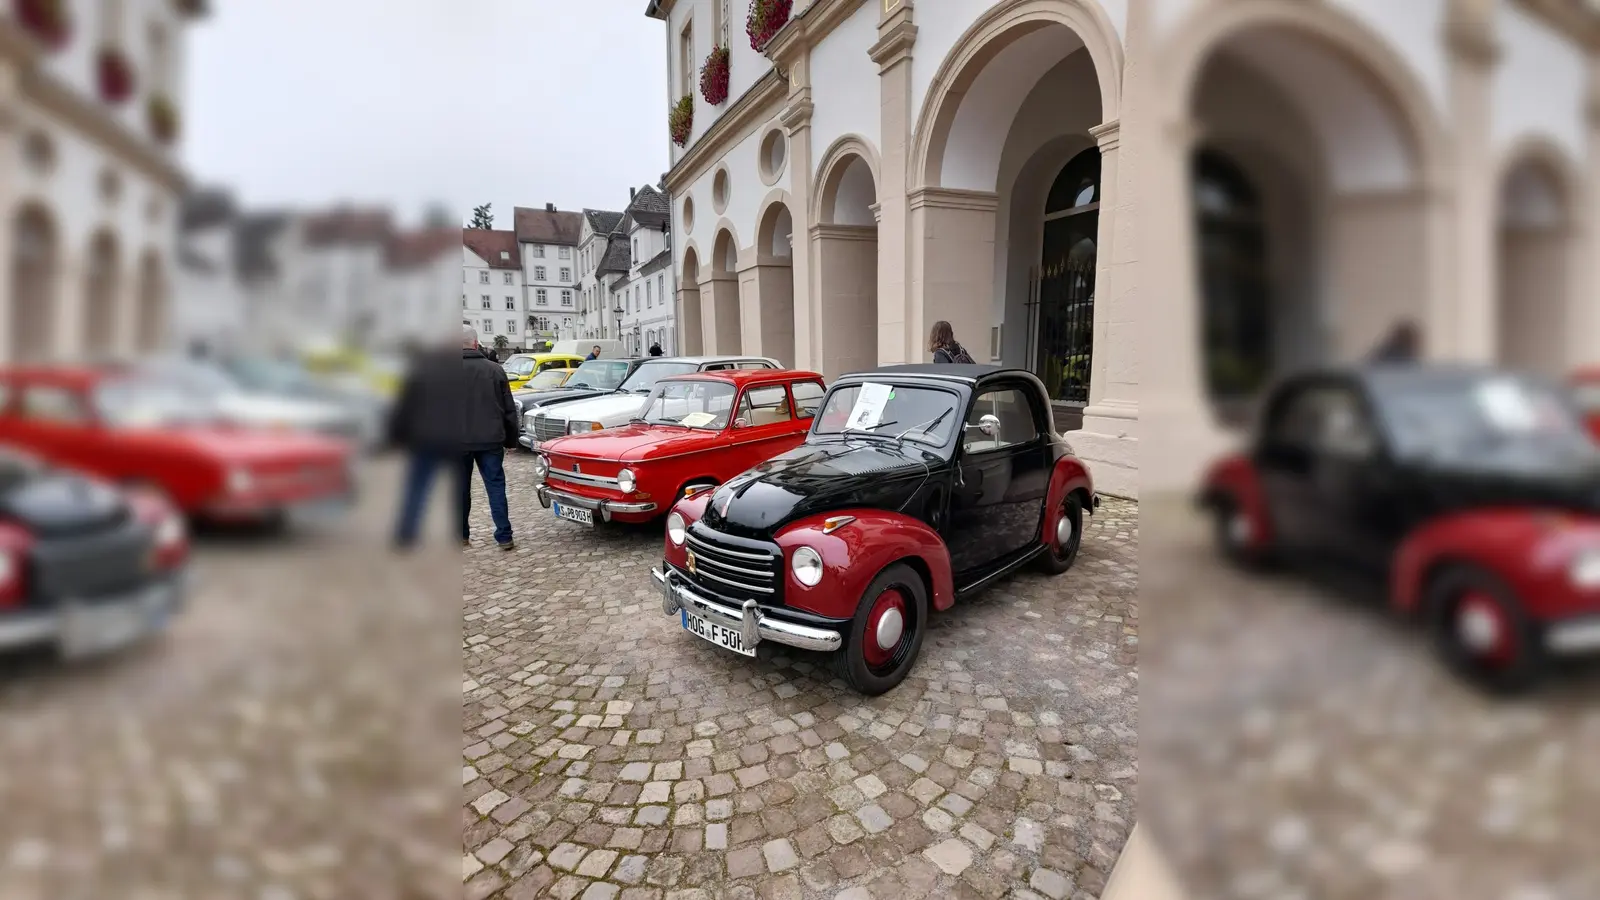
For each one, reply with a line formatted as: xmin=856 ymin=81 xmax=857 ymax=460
xmin=646 ymin=0 xmax=1600 ymax=499
xmin=2 ymin=0 xmax=200 ymax=365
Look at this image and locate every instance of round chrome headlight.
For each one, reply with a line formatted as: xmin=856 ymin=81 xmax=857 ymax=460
xmin=227 ymin=467 xmax=254 ymax=494
xmin=791 ymin=546 xmax=824 ymax=587
xmin=617 ymin=468 xmax=636 ymax=494
xmin=530 ymin=455 xmax=549 ymax=484
xmin=666 ymin=512 xmax=686 ymax=546
xmin=156 ymin=514 xmax=186 ymax=548
xmin=1571 ymin=551 xmax=1600 ymax=588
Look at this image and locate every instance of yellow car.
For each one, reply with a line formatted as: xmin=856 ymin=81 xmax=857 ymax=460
xmin=503 ymin=354 xmax=586 ymax=391
xmin=518 ymin=368 xmax=575 ymax=393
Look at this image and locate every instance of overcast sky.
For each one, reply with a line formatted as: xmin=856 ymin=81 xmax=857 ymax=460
xmin=183 ymin=0 xmax=669 ymax=228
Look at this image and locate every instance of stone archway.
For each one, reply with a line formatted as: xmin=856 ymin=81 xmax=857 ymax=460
xmin=813 ymin=139 xmax=880 ymax=381
xmin=136 ymin=251 xmax=166 ymax=354
xmin=752 ymin=194 xmax=797 ymax=367
xmin=705 ymin=226 xmax=742 ymax=354
xmin=83 ymin=230 xmax=120 ymax=355
xmin=1495 ymin=139 xmax=1582 ymax=377
xmin=10 ymin=205 xmax=58 ymax=363
xmin=679 ymin=245 xmax=705 ymax=356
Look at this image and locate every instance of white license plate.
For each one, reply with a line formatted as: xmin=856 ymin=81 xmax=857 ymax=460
xmin=681 ymin=609 xmax=757 ymax=657
xmin=59 ymin=590 xmax=167 ymax=660
xmin=553 ymin=502 xmax=594 ymax=526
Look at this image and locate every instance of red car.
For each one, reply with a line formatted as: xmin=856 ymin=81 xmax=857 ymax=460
xmin=1572 ymin=368 xmax=1600 ymax=440
xmin=532 ymin=369 xmax=827 ymax=526
xmin=0 ymin=367 xmax=354 ymax=524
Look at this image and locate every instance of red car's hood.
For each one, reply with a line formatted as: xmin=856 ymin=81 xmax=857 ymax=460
xmin=131 ymin=426 xmax=350 ymax=466
xmin=543 ymin=422 xmax=711 ymax=463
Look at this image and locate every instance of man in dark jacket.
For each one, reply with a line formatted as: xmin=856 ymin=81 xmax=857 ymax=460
xmin=389 ymin=326 xmax=520 ymax=549
xmin=648 ymin=343 xmax=663 ymax=357
xmin=1369 ymin=320 xmax=1421 ymax=364
xmin=585 ymin=345 xmax=602 ymax=361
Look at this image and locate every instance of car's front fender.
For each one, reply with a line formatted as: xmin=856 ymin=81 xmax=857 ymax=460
xmin=774 ymin=510 xmax=955 ymax=620
xmin=1392 ymin=510 xmax=1600 ymax=620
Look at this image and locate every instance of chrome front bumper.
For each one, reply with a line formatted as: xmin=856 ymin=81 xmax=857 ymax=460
xmin=0 ymin=572 xmax=188 ymax=655
xmin=536 ymin=484 xmax=656 ymax=521
xmin=652 ymin=566 xmax=842 ymax=653
xmin=1546 ymin=617 xmax=1600 ymax=655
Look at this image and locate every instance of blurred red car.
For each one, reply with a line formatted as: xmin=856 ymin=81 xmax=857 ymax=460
xmin=0 ymin=367 xmax=354 ymax=524
xmin=532 ymin=369 xmax=826 ymax=526
xmin=1572 ymin=368 xmax=1600 ymax=440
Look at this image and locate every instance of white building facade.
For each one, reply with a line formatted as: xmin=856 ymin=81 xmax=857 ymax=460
xmin=462 ymin=228 xmax=524 ymax=351
xmin=612 ymin=184 xmax=679 ymax=355
xmin=574 ymin=209 xmax=629 ymax=340
xmin=3 ymin=0 xmax=205 ymax=362
xmin=647 ymin=0 xmax=1600 ymax=499
xmin=514 ymin=204 xmax=581 ymax=344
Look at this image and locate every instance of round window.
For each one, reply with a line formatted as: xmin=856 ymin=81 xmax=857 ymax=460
xmin=759 ymin=129 xmax=787 ymax=183
xmin=712 ymin=168 xmax=730 ymax=215
xmin=682 ymin=195 xmax=696 ymax=232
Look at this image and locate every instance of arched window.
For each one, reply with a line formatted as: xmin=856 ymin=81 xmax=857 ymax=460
xmin=1033 ymin=147 xmax=1101 ymax=403
xmin=1193 ymin=148 xmax=1271 ymax=414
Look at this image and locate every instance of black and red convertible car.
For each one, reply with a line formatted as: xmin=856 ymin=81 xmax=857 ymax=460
xmin=653 ymin=365 xmax=1099 ymax=694
xmin=1199 ymin=364 xmax=1600 ymax=692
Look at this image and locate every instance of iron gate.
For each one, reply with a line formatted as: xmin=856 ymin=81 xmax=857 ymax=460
xmin=1024 ymin=256 xmax=1096 ymax=403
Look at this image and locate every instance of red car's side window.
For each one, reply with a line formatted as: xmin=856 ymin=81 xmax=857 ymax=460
xmin=737 ymin=385 xmax=793 ymax=428
xmin=20 ymin=384 xmax=91 ymax=425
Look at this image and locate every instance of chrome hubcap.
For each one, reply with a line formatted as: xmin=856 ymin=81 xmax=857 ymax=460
xmin=1459 ymin=604 xmax=1500 ymax=652
xmin=1229 ymin=512 xmax=1253 ymax=545
xmin=874 ymin=607 xmax=904 ymax=650
xmin=1055 ymin=515 xmax=1073 ymax=547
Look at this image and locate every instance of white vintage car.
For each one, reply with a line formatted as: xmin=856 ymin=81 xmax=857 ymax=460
xmin=520 ymin=355 xmax=781 ymax=448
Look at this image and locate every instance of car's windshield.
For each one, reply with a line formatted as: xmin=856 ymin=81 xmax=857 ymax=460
xmin=1376 ymin=374 xmax=1594 ymax=459
xmin=564 ymin=360 xmax=631 ymax=391
xmin=639 ymin=381 xmax=738 ymax=429
xmin=812 ymin=382 xmax=962 ymax=447
xmin=96 ymin=377 xmax=221 ymax=428
xmin=618 ymin=360 xmax=699 ymax=394
xmin=527 ymin=369 xmax=570 ymax=389
xmin=225 ymin=358 xmax=319 ymax=395
xmin=136 ymin=360 xmax=241 ymax=398
xmin=504 ymin=357 xmax=537 ymax=377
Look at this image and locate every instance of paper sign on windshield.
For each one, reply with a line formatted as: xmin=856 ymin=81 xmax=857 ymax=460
xmin=1476 ymin=380 xmax=1538 ymax=432
xmin=845 ymin=383 xmax=893 ymax=431
xmin=679 ymin=412 xmax=717 ymax=428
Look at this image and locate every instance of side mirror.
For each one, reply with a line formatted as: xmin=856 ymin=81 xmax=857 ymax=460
xmin=732 ymin=417 xmax=749 ymax=430
xmin=965 ymin=414 xmax=1000 ymax=438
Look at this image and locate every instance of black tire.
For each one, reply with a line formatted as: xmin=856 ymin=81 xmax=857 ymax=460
xmin=1211 ymin=495 xmax=1273 ymax=569
xmin=831 ymin=562 xmax=929 ymax=696
xmin=1035 ymin=492 xmax=1084 ymax=574
xmin=1425 ymin=565 xmax=1545 ymax=696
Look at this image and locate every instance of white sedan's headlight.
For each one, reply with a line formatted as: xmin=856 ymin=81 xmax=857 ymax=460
xmin=666 ymin=512 xmax=686 ymax=546
xmin=617 ymin=469 xmax=636 ymax=494
xmin=569 ymin=420 xmax=598 ymax=435
xmin=791 ymin=546 xmax=824 ymax=587
xmin=530 ymin=455 xmax=549 ymax=484
xmin=227 ymin=467 xmax=254 ymax=494
xmin=1571 ymin=551 xmax=1600 ymax=588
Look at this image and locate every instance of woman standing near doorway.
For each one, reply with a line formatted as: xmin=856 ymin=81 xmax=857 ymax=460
xmin=929 ymin=321 xmax=976 ymax=364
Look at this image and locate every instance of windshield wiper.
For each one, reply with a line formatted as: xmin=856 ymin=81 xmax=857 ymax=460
xmin=895 ymin=408 xmax=953 ymax=448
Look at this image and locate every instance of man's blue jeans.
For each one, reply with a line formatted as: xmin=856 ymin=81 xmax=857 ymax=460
xmin=460 ymin=448 xmax=514 ymax=545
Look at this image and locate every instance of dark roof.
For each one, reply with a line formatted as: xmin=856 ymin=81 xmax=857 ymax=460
xmin=233 ymin=213 xmax=291 ymax=282
xmin=514 ymin=206 xmax=583 ymax=245
xmin=389 ymin=227 xmax=462 ymax=269
xmin=462 ymin=228 xmax=521 ymax=269
xmin=598 ymin=237 xmax=632 ymax=274
xmin=837 ymin=364 xmax=1016 ymax=385
xmin=177 ymin=245 xmax=217 ymax=273
xmin=180 ymin=188 xmax=236 ymax=232
xmin=302 ymin=207 xmax=393 ymax=246
xmin=626 ymin=185 xmax=671 ymax=229
xmin=585 ymin=209 xmax=625 ymax=234
xmin=639 ymin=248 xmax=672 ymax=276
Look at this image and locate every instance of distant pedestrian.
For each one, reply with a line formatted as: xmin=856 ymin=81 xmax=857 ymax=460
xmin=1369 ymin=320 xmax=1421 ymax=364
xmin=928 ymin=320 xmax=976 ymax=365
xmin=649 ymin=343 xmax=663 ymax=357
xmin=586 ymin=345 xmax=602 ymax=361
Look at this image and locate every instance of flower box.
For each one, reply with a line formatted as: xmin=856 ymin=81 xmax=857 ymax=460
xmin=96 ymin=46 xmax=135 ymax=105
xmin=699 ymin=45 xmax=730 ymax=107
xmin=13 ymin=0 xmax=72 ymax=50
xmin=669 ymin=95 xmax=693 ymax=148
xmin=746 ymin=0 xmax=792 ymax=52
xmin=147 ymin=94 xmax=180 ymax=145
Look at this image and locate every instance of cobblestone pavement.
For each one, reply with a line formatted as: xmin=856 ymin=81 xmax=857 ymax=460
xmin=0 ymin=458 xmax=460 ymax=900
xmin=1141 ymin=500 xmax=1600 ymax=900
xmin=464 ymin=451 xmax=1139 ymax=900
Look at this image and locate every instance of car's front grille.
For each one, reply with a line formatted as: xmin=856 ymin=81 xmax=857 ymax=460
xmin=29 ymin=522 xmax=154 ymax=604
xmin=532 ymin=415 xmax=568 ymax=443
xmin=682 ymin=524 xmax=781 ymax=603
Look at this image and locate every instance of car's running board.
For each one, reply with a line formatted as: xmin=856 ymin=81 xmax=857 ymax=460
xmin=955 ymin=544 xmax=1048 ymax=598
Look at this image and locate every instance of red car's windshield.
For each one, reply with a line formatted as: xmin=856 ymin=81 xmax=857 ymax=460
xmin=95 ymin=377 xmax=221 ymax=428
xmin=638 ymin=381 xmax=737 ymax=429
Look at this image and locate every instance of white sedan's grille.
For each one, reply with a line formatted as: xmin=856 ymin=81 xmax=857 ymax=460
xmin=532 ymin=415 xmax=568 ymax=443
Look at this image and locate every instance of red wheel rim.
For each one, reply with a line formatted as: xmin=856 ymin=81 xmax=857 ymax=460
xmin=1456 ymin=591 xmax=1514 ymax=667
xmin=862 ymin=588 xmax=909 ymax=669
